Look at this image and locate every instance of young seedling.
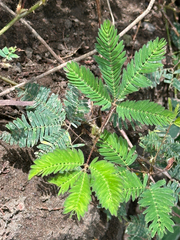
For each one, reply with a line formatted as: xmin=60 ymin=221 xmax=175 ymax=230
xmin=1 ymin=20 xmax=178 ymax=239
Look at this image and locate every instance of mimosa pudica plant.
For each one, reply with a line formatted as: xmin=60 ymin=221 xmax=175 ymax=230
xmin=1 ymin=20 xmax=180 ymax=239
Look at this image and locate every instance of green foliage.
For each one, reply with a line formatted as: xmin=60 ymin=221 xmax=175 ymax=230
xmin=170 ymin=22 xmax=180 ymax=50
xmin=116 ymin=100 xmax=175 ymax=126
xmin=49 ymin=170 xmax=82 ymax=195
xmin=1 ymin=19 xmax=178 ymax=239
xmin=97 ymin=130 xmax=137 ymax=166
xmin=64 ymin=84 xmax=90 ymax=126
xmin=0 ymin=46 xmax=19 ymax=60
xmin=28 ymin=148 xmax=84 ymax=179
xmin=169 ymin=164 xmax=180 ymax=181
xmin=146 ymin=67 xmax=164 ymax=87
xmin=118 ymin=167 xmax=146 ymax=202
xmin=166 ymin=180 xmax=180 ymax=205
xmin=118 ymin=37 xmax=166 ymax=100
xmin=89 ymin=158 xmax=122 ymax=215
xmin=163 ymin=67 xmax=180 ymax=92
xmin=94 ymin=19 xmax=126 ymax=99
xmin=64 ymin=61 xmax=112 ymax=111
xmin=0 ymin=82 xmax=89 ymax=149
xmin=140 ymin=125 xmax=180 ymax=163
xmin=36 ymin=130 xmax=71 ymax=157
xmin=1 ymin=83 xmax=66 ymax=147
xmin=161 ymin=206 xmax=180 ymax=240
xmin=126 ymin=214 xmax=151 ymax=240
xmin=63 ymin=171 xmax=91 ymax=220
xmin=117 ymin=202 xmax=128 ymax=222
xmin=138 ymin=180 xmax=174 ymax=238
xmin=102 ymin=202 xmax=128 ymax=222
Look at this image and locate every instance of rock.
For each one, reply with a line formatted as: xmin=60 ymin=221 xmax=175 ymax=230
xmin=57 ymin=43 xmax=66 ymax=51
xmin=25 ymin=47 xmax=33 ymax=59
xmin=122 ymin=34 xmax=133 ymax=47
xmin=64 ymin=19 xmax=72 ymax=29
xmin=142 ymin=22 xmax=156 ymax=33
xmin=35 ymin=54 xmax=42 ymax=61
xmin=133 ymin=40 xmax=141 ymax=50
xmin=12 ymin=63 xmax=22 ymax=73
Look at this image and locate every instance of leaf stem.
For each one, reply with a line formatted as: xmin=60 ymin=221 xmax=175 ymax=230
xmin=0 ymin=0 xmax=47 ymax=36
xmin=86 ymin=105 xmax=116 ymax=164
xmin=0 ymin=1 xmax=64 ymax=63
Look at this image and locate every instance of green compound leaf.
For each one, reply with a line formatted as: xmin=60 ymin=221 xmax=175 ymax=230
xmin=138 ymin=179 xmax=175 ymax=238
xmin=28 ymin=148 xmax=84 ymax=179
xmin=118 ymin=38 xmax=166 ymax=99
xmin=116 ymin=100 xmax=175 ymax=126
xmin=36 ymin=130 xmax=71 ymax=157
xmin=48 ymin=170 xmax=82 ymax=195
xmin=63 ymin=171 xmax=91 ymax=220
xmin=126 ymin=214 xmax=151 ymax=240
xmin=64 ymin=84 xmax=90 ymax=126
xmin=89 ymin=158 xmax=122 ymax=216
xmin=64 ymin=61 xmax=112 ymax=110
xmin=97 ymin=130 xmax=137 ymax=166
xmin=94 ymin=19 xmax=126 ymax=100
xmin=1 ymin=83 xmax=66 ymax=148
xmin=118 ymin=167 xmax=144 ymax=202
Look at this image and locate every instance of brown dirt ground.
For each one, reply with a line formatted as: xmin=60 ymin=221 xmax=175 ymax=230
xmin=0 ymin=0 xmax=178 ymax=239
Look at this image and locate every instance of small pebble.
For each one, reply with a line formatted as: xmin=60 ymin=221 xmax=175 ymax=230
xmin=142 ymin=22 xmax=156 ymax=33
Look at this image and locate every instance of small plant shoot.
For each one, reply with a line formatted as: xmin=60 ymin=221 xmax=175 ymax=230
xmin=2 ymin=20 xmax=179 ymax=239
xmin=0 ymin=46 xmax=19 ymax=61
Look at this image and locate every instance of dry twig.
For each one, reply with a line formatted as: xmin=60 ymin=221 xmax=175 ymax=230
xmin=0 ymin=100 xmax=34 ymax=106
xmin=118 ymin=0 xmax=155 ymax=38
xmin=0 ymin=1 xmax=64 ymax=64
xmin=0 ymin=0 xmax=156 ymax=97
xmin=106 ymin=0 xmax=115 ymax=25
xmin=95 ymin=0 xmax=102 ymax=26
xmin=161 ymin=9 xmax=180 ymax=37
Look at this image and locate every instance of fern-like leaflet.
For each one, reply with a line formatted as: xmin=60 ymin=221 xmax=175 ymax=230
xmin=118 ymin=38 xmax=167 ymax=100
xmin=64 ymin=61 xmax=112 ymax=110
xmin=64 ymin=83 xmax=90 ymax=126
xmin=28 ymin=148 xmax=84 ymax=179
xmin=97 ymin=130 xmax=137 ymax=166
xmin=1 ymin=83 xmax=66 ymax=147
xmin=138 ymin=179 xmax=175 ymax=238
xmin=89 ymin=158 xmax=123 ymax=215
xmin=126 ymin=214 xmax=151 ymax=240
xmin=49 ymin=170 xmax=82 ymax=195
xmin=118 ymin=167 xmax=146 ymax=202
xmin=63 ymin=171 xmax=91 ymax=220
xmin=116 ymin=100 xmax=175 ymax=126
xmin=94 ymin=19 xmax=126 ymax=100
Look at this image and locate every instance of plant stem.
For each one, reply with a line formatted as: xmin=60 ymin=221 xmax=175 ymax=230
xmin=95 ymin=0 xmax=102 ymax=27
xmin=0 ymin=0 xmax=47 ymax=36
xmin=100 ymin=105 xmax=116 ymax=132
xmin=0 ymin=14 xmax=20 ymax=36
xmin=86 ymin=136 xmax=99 ymax=165
xmin=162 ymin=9 xmax=180 ymax=37
xmin=86 ymin=105 xmax=116 ymax=164
xmin=0 ymin=1 xmax=64 ymax=64
xmin=0 ymin=74 xmax=21 ymax=86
